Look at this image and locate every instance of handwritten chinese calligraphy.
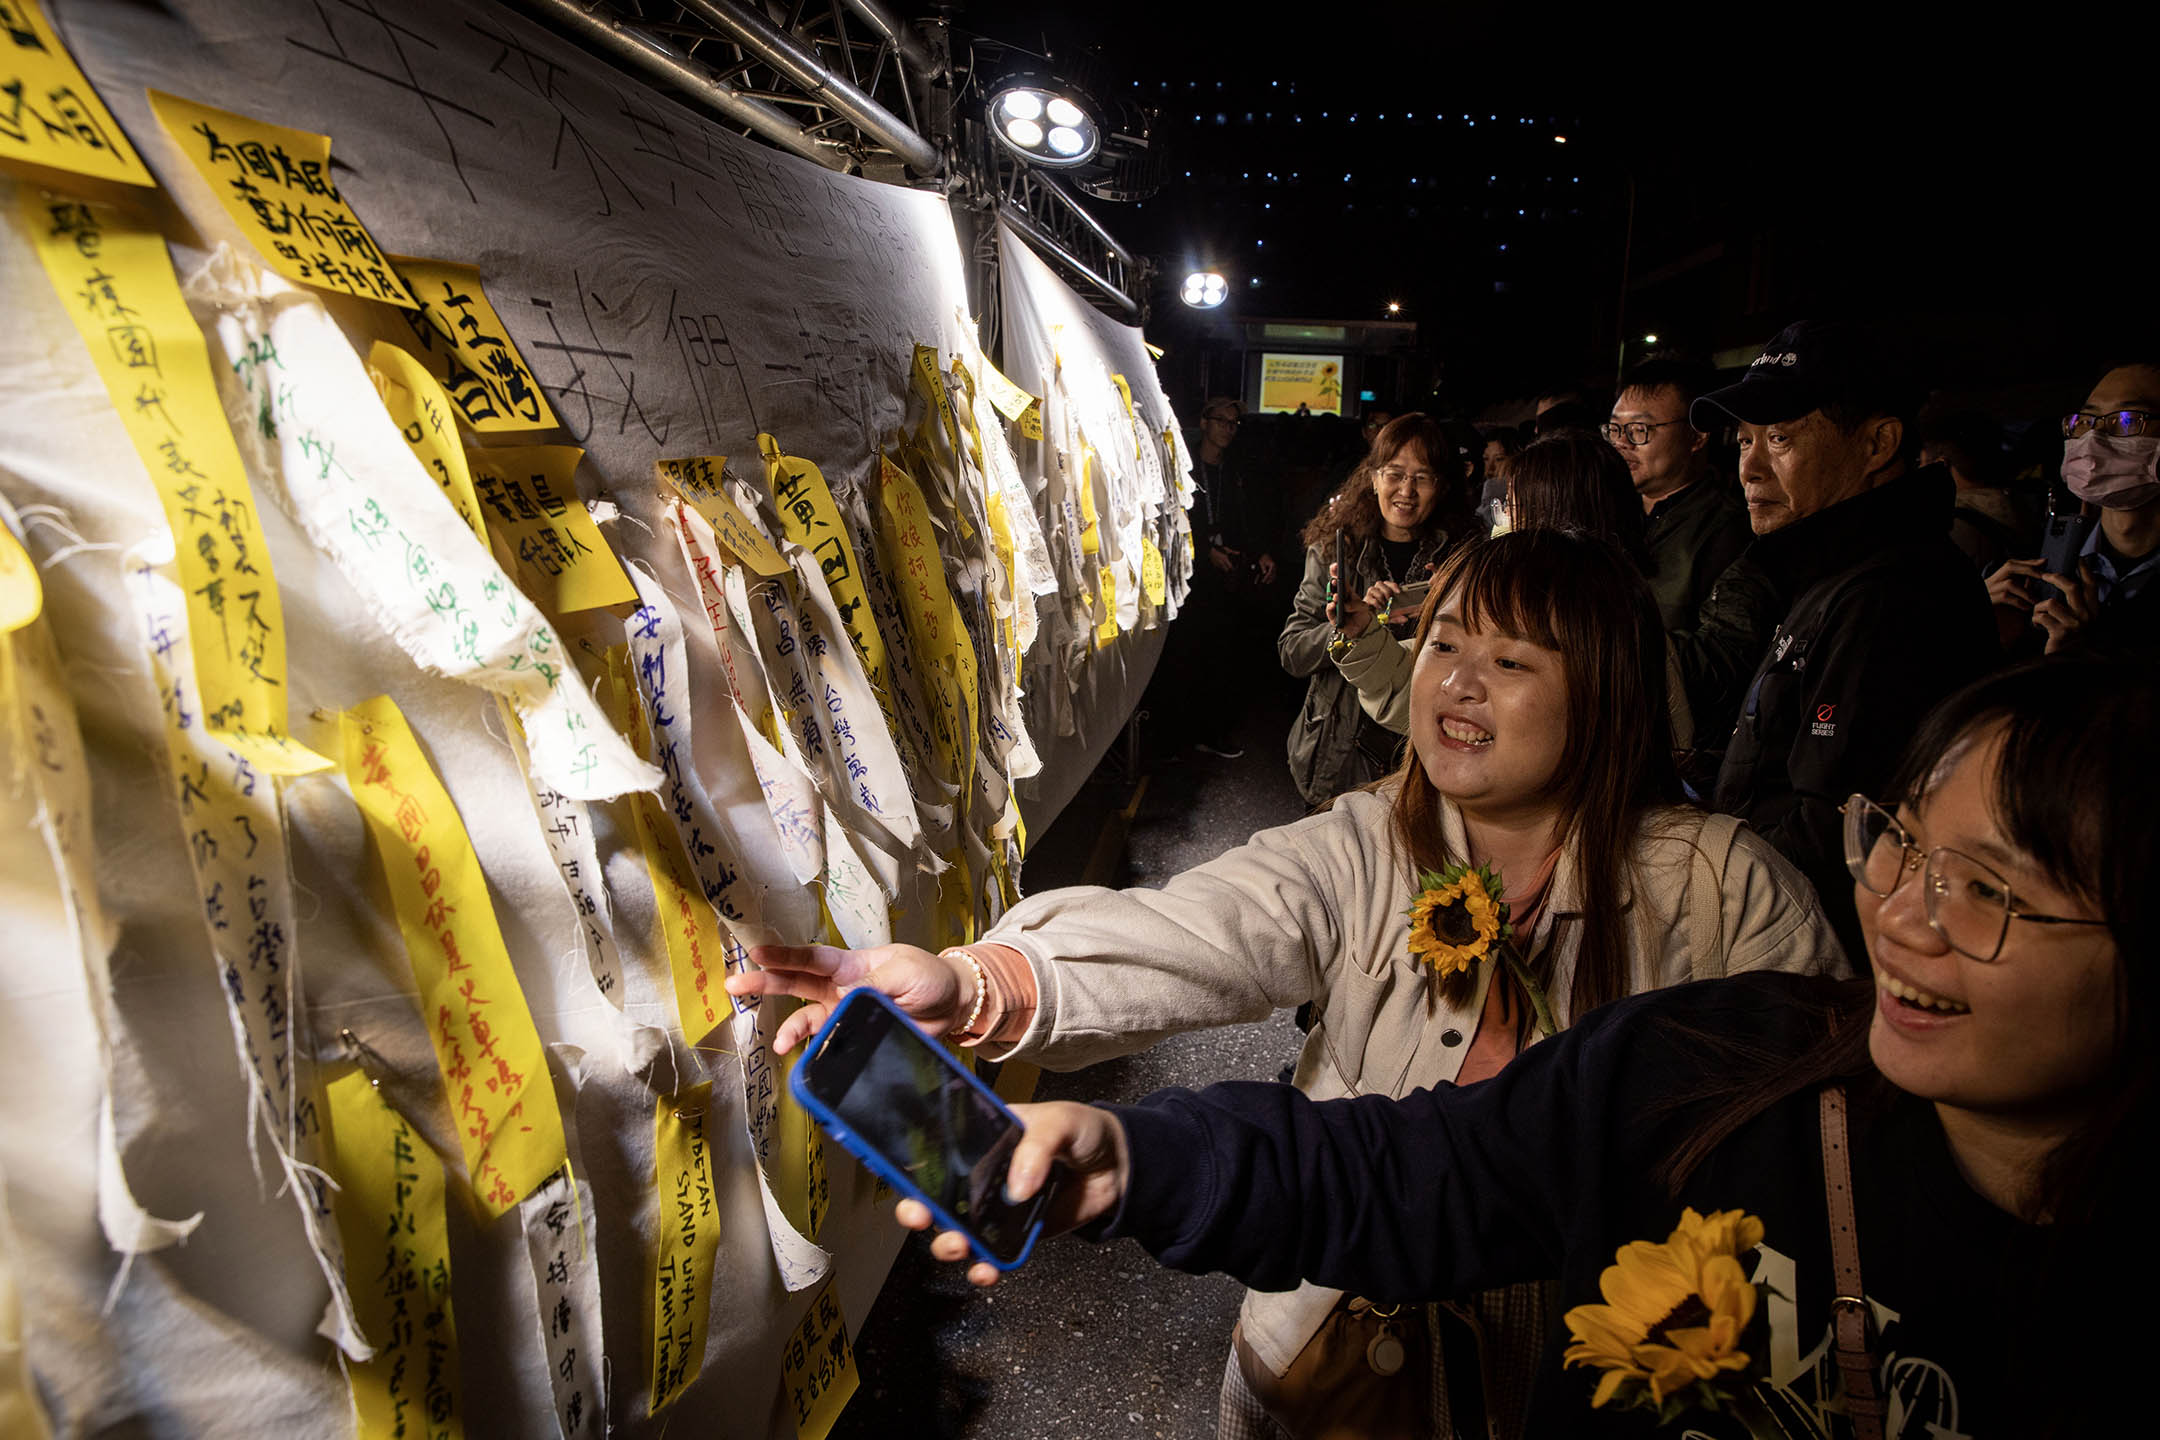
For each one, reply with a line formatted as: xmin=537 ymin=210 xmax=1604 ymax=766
xmin=780 ymin=1283 xmax=860 ymax=1440
xmin=1141 ymin=535 xmax=1168 ymax=606
xmin=322 ymin=1067 xmax=463 ymax=1440
xmin=648 ymin=1085 xmax=720 ymax=1414
xmin=339 ymin=695 xmax=566 ymax=1219
xmin=653 ymin=456 xmax=787 ymax=576
xmin=368 ymin=341 xmax=486 ymax=543
xmin=0 ymin=0 xmax=153 ymax=185
xmin=467 ymin=446 xmax=635 ymax=613
xmin=145 ymin=90 xmax=416 ymax=307
xmin=392 ymin=256 xmax=558 ymax=433
xmin=519 ymin=1167 xmax=605 ymax=1439
xmin=21 ymin=190 xmax=329 ymax=774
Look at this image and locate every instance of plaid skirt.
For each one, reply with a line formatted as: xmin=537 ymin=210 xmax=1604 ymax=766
xmin=1214 ymin=1281 xmax=1553 ymax=1440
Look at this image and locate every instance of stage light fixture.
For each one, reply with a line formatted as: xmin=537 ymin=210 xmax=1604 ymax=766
xmin=1181 ymin=271 xmax=1228 ymax=308
xmin=988 ymin=77 xmax=1101 ymax=167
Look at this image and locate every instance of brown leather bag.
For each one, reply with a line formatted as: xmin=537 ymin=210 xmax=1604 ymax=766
xmin=1233 ymin=1297 xmax=1433 ymax=1440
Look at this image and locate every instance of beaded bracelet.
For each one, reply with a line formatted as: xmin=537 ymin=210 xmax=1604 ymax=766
xmin=940 ymin=946 xmax=990 ymax=1044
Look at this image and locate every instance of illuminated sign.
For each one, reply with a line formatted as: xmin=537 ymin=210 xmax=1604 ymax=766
xmin=1258 ymin=352 xmax=1345 ymax=415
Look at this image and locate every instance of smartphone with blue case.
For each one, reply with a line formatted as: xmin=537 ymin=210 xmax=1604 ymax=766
xmin=789 ymin=986 xmax=1057 ymax=1271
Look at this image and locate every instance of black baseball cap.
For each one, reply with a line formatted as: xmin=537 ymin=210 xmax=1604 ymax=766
xmin=1691 ymin=320 xmax=1913 ymax=429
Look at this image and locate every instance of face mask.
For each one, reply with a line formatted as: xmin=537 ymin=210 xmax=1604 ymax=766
xmin=2062 ymin=431 xmax=2160 ymax=510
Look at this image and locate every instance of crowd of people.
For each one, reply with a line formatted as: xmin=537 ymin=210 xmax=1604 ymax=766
xmin=735 ymin=321 xmax=2157 ymax=1437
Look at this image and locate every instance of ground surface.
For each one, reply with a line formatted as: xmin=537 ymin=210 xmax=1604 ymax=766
xmin=830 ymin=674 xmax=1311 ymax=1439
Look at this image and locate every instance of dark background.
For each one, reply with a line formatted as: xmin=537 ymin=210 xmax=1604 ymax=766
xmin=962 ymin=3 xmax=2146 ymax=418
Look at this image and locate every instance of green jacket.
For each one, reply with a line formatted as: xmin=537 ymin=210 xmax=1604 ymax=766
xmin=1643 ymin=479 xmax=1752 ymax=633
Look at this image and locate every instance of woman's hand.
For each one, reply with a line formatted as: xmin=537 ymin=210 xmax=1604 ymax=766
xmin=1985 ymin=556 xmax=2045 ymax=614
xmin=1327 ymin=561 xmax=1375 ymax=638
xmin=893 ymin=1101 xmax=1131 ymax=1287
xmin=728 ymin=943 xmax=972 ymax=1054
xmin=1362 ymin=578 xmax=1403 ymax=624
xmin=2032 ymin=558 xmax=2102 ymax=654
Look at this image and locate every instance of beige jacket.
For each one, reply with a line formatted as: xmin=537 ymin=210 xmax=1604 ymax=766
xmin=983 ymin=787 xmax=1848 ymax=1374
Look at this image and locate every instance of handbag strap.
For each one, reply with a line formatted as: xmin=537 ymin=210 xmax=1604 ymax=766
xmin=1818 ymin=1084 xmax=1885 ymax=1439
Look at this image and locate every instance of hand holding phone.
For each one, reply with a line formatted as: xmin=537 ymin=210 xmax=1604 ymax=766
xmin=792 ymin=988 xmax=1060 ymax=1270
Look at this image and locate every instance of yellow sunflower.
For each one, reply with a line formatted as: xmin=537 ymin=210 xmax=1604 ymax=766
xmin=1562 ymin=1208 xmax=1765 ymax=1409
xmin=1405 ymin=863 xmax=1508 ymax=976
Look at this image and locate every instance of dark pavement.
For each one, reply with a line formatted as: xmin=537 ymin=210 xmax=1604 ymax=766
xmin=831 ymin=670 xmax=1311 ymax=1440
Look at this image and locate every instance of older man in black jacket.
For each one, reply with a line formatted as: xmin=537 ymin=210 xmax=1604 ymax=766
xmin=1697 ymin=321 xmax=1996 ymax=961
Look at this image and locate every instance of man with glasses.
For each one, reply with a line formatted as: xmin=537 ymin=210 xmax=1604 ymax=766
xmin=1690 ymin=320 xmax=1997 ymax=960
xmin=1605 ymin=357 xmax=1751 ymax=631
xmin=1986 ymin=361 xmax=2160 ymax=654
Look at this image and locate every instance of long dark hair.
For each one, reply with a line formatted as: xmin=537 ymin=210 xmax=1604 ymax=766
xmin=1507 ymin=429 xmax=1648 ymax=570
xmin=1301 ymin=412 xmax=1472 ymax=552
xmin=1388 ymin=530 xmax=1681 ymax=1017
xmin=1662 ymin=656 xmax=2159 ymax=1228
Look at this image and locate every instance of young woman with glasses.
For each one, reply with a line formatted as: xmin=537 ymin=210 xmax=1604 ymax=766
xmin=905 ymin=655 xmax=2152 ymax=1437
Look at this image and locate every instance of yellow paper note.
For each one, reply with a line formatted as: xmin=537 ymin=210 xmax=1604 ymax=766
xmin=1145 ymin=341 xmax=1165 ymax=360
xmin=391 ymin=256 xmax=558 ymax=432
xmin=1017 ymin=401 xmax=1043 ymax=442
xmin=759 ymin=435 xmax=903 ymax=741
xmin=467 ymin=446 xmax=635 ymax=613
xmin=1095 ymin=567 xmax=1119 ymax=647
xmin=1141 ymin=536 xmax=1167 ymax=605
xmin=781 ymin=1284 xmax=860 ymax=1440
xmin=878 ymin=460 xmax=970 ymax=789
xmin=631 ymin=790 xmax=727 ymax=1047
xmin=21 ymin=190 xmax=328 ymax=774
xmin=145 ymin=90 xmax=416 ymax=308
xmin=649 ymin=1084 xmax=722 ymax=1415
xmin=368 ymin=341 xmax=484 ymax=543
xmin=1077 ymin=449 xmax=1101 ymax=558
xmin=0 ymin=524 xmax=40 ymax=632
xmin=0 ymin=0 xmax=154 ymax=186
xmin=654 ymin=456 xmax=787 ymax=576
xmin=911 ymin=343 xmax=960 ymax=455
xmin=340 ymin=695 xmax=567 ymax=1219
xmin=323 ymin=1067 xmax=465 ymax=1440
xmin=975 ymin=354 xmax=1039 ymax=426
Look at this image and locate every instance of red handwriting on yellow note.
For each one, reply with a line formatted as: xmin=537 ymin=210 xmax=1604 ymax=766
xmin=340 ymin=695 xmax=566 ymax=1219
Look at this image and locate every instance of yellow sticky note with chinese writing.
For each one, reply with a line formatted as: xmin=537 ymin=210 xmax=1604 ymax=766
xmin=368 ymin=341 xmax=485 ymax=544
xmin=781 ymin=1284 xmax=860 ymax=1440
xmin=21 ymin=190 xmax=328 ymax=774
xmin=1141 ymin=536 xmax=1167 ymax=606
xmin=466 ymin=446 xmax=634 ymax=613
xmin=654 ymin=456 xmax=787 ymax=577
xmin=144 ymin=90 xmax=417 ymax=308
xmin=1077 ymin=449 xmax=1101 ymax=557
xmin=911 ymin=343 xmax=960 ymax=455
xmin=1096 ymin=568 xmax=1119 ymax=647
xmin=0 ymin=524 xmax=40 ymax=633
xmin=649 ymin=1084 xmax=721 ymax=1415
xmin=877 ymin=458 xmax=966 ymax=788
xmin=1017 ymin=401 xmax=1043 ymax=441
xmin=759 ymin=435 xmax=903 ymax=742
xmin=323 ymin=1066 xmax=466 ymax=1440
xmin=390 ymin=256 xmax=557 ymax=433
xmin=340 ymin=695 xmax=567 ymax=1220
xmin=975 ymin=355 xmax=1039 ymax=427
xmin=631 ymin=790 xmax=728 ymax=1048
xmin=0 ymin=0 xmax=154 ymax=186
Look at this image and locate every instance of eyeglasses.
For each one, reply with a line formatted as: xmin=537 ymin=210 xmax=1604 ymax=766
xmin=2060 ymin=409 xmax=2160 ymax=440
xmin=1599 ymin=419 xmax=1686 ymax=447
xmin=1203 ymin=413 xmax=1242 ymax=428
xmin=1376 ymin=465 xmax=1438 ymax=486
xmin=1840 ymin=795 xmax=2108 ymax=963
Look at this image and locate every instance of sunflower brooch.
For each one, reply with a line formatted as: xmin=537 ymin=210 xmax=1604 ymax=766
xmin=1406 ymin=861 xmax=1558 ymax=1037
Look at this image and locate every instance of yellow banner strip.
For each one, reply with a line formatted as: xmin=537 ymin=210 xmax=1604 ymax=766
xmin=0 ymin=0 xmax=155 ymax=186
xmin=781 ymin=1283 xmax=861 ymax=1440
xmin=323 ymin=1067 xmax=466 ymax=1440
xmin=340 ymin=694 xmax=566 ymax=1219
xmin=654 ymin=456 xmax=788 ymax=576
xmin=367 ymin=341 xmax=486 ymax=544
xmin=649 ymin=1083 xmax=722 ymax=1415
xmin=22 ymin=190 xmax=328 ymax=774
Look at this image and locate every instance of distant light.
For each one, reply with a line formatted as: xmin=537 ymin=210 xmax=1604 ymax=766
xmin=1554 ymin=135 xmax=1568 ymax=144
xmin=1386 ymin=301 xmax=1402 ymax=314
xmin=1181 ymin=271 xmax=1228 ymax=308
xmin=1643 ymin=333 xmax=1659 ymax=343
xmin=1002 ymin=91 xmax=1043 ymax=121
xmin=1006 ymin=118 xmax=1045 ymax=148
xmin=1045 ymin=96 xmax=1084 ymax=127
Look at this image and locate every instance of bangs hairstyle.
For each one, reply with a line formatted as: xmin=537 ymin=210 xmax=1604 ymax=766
xmin=1301 ymin=412 xmax=1471 ymax=552
xmin=1389 ymin=530 xmax=1681 ymax=1017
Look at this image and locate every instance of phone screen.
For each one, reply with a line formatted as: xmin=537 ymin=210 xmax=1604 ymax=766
xmin=801 ymin=999 xmax=1049 ymax=1263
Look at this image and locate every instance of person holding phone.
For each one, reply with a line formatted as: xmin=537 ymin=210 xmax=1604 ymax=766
xmin=1985 ymin=361 xmax=2160 ymax=653
xmin=1278 ymin=412 xmax=1473 ymax=808
xmin=896 ymin=656 xmax=2153 ymax=1438
xmin=731 ymin=530 xmax=1847 ymax=1440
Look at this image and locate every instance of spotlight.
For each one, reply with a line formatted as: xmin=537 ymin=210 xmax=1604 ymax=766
xmin=1181 ymin=271 xmax=1228 ymax=309
xmin=987 ymin=77 xmax=1100 ymax=167
xmin=1642 ymin=333 xmax=1659 ymax=344
xmin=1386 ymin=301 xmax=1402 ymax=315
